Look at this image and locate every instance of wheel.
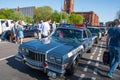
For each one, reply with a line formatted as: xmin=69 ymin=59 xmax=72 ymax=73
xmin=95 ymin=38 xmax=99 ymax=44
xmin=34 ymin=32 xmax=38 ymax=38
xmin=87 ymin=48 xmax=91 ymax=53
xmin=66 ymin=59 xmax=78 ymax=75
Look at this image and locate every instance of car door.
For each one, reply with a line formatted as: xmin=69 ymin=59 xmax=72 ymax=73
xmin=82 ymin=30 xmax=89 ymax=52
xmin=86 ymin=29 xmax=93 ymax=49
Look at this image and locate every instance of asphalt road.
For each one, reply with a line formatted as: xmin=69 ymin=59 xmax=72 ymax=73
xmin=0 ymin=37 xmax=120 ymax=80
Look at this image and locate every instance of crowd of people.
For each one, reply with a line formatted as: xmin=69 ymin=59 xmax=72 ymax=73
xmin=37 ymin=19 xmax=56 ymax=39
xmin=0 ymin=19 xmax=57 ymax=44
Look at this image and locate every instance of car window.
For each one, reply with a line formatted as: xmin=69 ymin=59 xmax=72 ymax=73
xmin=83 ymin=30 xmax=87 ymax=38
xmin=29 ymin=26 xmax=36 ymax=30
xmin=52 ymin=28 xmax=82 ymax=40
xmin=88 ymin=28 xmax=99 ymax=33
xmin=86 ymin=29 xmax=92 ymax=38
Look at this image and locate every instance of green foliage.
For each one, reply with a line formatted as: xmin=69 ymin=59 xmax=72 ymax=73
xmin=68 ymin=14 xmax=83 ymax=24
xmin=33 ymin=6 xmax=53 ymax=22
xmin=0 ymin=8 xmax=25 ymax=21
xmin=0 ymin=6 xmax=84 ymax=24
xmin=51 ymin=11 xmax=60 ymax=23
xmin=9 ymin=11 xmax=25 ymax=21
xmin=24 ymin=16 xmax=33 ymax=23
xmin=0 ymin=15 xmax=6 ymax=19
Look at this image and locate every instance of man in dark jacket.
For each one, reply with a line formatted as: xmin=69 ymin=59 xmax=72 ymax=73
xmin=106 ymin=19 xmax=120 ymax=78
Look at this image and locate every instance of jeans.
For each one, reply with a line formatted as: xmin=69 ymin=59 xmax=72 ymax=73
xmin=1 ymin=31 xmax=7 ymax=40
xmin=108 ymin=47 xmax=120 ymax=76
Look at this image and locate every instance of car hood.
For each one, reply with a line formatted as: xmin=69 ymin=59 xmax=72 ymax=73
xmin=21 ymin=38 xmax=81 ymax=57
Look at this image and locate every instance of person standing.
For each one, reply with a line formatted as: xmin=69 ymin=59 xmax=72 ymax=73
xmin=17 ymin=20 xmax=24 ymax=44
xmin=38 ymin=20 xmax=44 ymax=39
xmin=106 ymin=19 xmax=120 ymax=78
xmin=52 ymin=21 xmax=56 ymax=33
xmin=10 ymin=20 xmax=15 ymax=42
xmin=1 ymin=20 xmax=7 ymax=40
xmin=41 ymin=19 xmax=51 ymax=38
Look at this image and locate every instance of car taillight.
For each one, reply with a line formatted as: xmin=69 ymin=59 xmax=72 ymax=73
xmin=43 ymin=62 xmax=47 ymax=67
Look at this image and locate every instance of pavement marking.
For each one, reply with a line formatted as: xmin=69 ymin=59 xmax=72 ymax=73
xmin=83 ymin=66 xmax=88 ymax=72
xmin=79 ymin=74 xmax=85 ymax=80
xmin=91 ymin=77 xmax=96 ymax=80
xmin=87 ymin=61 xmax=91 ymax=64
xmin=98 ymin=54 xmax=101 ymax=57
xmin=96 ymin=57 xmax=100 ymax=60
xmin=90 ymin=56 xmax=93 ymax=59
xmin=0 ymin=55 xmax=14 ymax=61
xmin=95 ymin=62 xmax=99 ymax=67
xmin=92 ymin=47 xmax=97 ymax=55
xmin=93 ymin=42 xmax=103 ymax=75
xmin=93 ymin=68 xmax=97 ymax=75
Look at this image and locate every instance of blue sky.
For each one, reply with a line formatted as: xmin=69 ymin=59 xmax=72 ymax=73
xmin=0 ymin=0 xmax=120 ymax=23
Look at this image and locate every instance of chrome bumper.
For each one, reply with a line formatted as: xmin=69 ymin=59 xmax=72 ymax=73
xmin=15 ymin=54 xmax=44 ymax=71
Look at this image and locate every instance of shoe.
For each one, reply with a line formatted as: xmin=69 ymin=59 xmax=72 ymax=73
xmin=107 ymin=73 xmax=113 ymax=78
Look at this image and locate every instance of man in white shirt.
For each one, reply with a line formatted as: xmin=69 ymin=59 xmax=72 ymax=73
xmin=1 ymin=20 xmax=7 ymax=40
xmin=41 ymin=19 xmax=51 ymax=38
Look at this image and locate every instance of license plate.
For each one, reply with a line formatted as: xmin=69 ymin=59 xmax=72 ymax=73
xmin=47 ymin=71 xmax=56 ymax=78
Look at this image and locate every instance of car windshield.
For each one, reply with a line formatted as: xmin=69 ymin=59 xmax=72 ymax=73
xmin=52 ymin=28 xmax=82 ymax=43
xmin=88 ymin=28 xmax=99 ymax=33
xmin=100 ymin=27 xmax=106 ymax=31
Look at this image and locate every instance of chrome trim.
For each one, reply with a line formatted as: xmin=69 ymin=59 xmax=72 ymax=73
xmin=25 ymin=62 xmax=44 ymax=70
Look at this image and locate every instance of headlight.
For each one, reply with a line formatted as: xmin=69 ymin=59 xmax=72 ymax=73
xmin=56 ymin=58 xmax=62 ymax=64
xmin=49 ymin=56 xmax=55 ymax=60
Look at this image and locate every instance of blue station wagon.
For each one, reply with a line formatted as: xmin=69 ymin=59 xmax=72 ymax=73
xmin=15 ymin=26 xmax=94 ymax=78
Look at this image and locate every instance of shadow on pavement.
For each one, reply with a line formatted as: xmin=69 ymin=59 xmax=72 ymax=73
xmin=6 ymin=56 xmax=49 ymax=80
xmin=6 ymin=56 xmax=81 ymax=80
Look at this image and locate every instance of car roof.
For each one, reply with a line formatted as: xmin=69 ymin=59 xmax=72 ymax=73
xmin=57 ymin=26 xmax=87 ymax=31
xmin=87 ymin=26 xmax=100 ymax=29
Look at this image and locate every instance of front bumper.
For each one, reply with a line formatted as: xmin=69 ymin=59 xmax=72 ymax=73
xmin=15 ymin=54 xmax=65 ymax=79
xmin=15 ymin=54 xmax=44 ymax=70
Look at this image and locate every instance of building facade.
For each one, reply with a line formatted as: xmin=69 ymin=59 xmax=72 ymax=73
xmin=63 ymin=0 xmax=99 ymax=26
xmin=62 ymin=0 xmax=74 ymax=14
xmin=14 ymin=6 xmax=35 ymax=17
xmin=74 ymin=11 xmax=99 ymax=26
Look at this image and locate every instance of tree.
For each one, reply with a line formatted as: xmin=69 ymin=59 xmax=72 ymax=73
xmin=0 ymin=15 xmax=6 ymax=19
xmin=9 ymin=11 xmax=25 ymax=21
xmin=33 ymin=6 xmax=53 ymax=22
xmin=51 ymin=11 xmax=60 ymax=23
xmin=33 ymin=7 xmax=41 ymax=22
xmin=0 ymin=8 xmax=14 ymax=19
xmin=0 ymin=8 xmax=25 ymax=21
xmin=24 ymin=16 xmax=33 ymax=23
xmin=68 ymin=14 xmax=83 ymax=24
xmin=61 ymin=12 xmax=68 ymax=23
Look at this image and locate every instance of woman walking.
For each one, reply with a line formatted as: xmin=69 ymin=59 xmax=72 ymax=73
xmin=17 ymin=20 xmax=24 ymax=44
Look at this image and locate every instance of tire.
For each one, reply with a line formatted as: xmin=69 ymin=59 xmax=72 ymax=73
xmin=95 ymin=38 xmax=99 ymax=44
xmin=34 ymin=32 xmax=38 ymax=38
xmin=66 ymin=59 xmax=78 ymax=75
xmin=87 ymin=48 xmax=92 ymax=53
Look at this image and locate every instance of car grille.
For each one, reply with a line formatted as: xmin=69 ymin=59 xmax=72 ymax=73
xmin=26 ymin=50 xmax=45 ymax=62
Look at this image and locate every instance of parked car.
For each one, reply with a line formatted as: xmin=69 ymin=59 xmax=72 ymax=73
xmin=100 ymin=27 xmax=107 ymax=36
xmin=15 ymin=26 xmax=93 ymax=78
xmin=23 ymin=25 xmax=39 ymax=38
xmin=0 ymin=19 xmax=12 ymax=36
xmin=87 ymin=26 xmax=102 ymax=44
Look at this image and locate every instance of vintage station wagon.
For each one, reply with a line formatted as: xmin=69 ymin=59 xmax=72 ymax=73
xmin=15 ymin=26 xmax=93 ymax=78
